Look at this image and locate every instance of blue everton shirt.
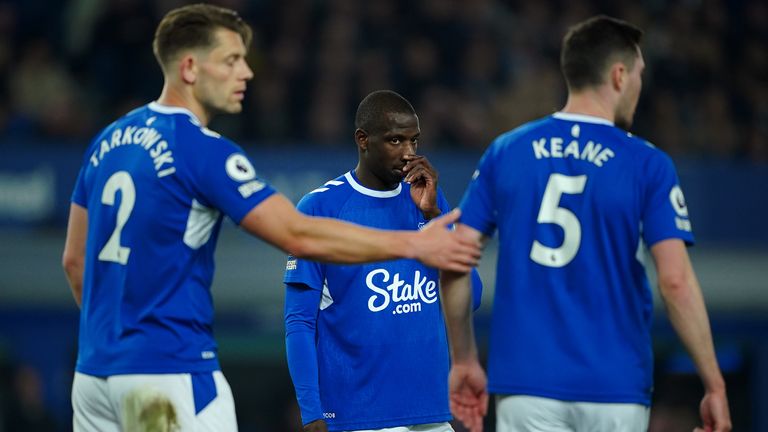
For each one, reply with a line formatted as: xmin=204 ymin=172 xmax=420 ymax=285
xmin=71 ymin=102 xmax=276 ymax=376
xmin=460 ymin=112 xmax=694 ymax=405
xmin=284 ymin=171 xmax=481 ymax=430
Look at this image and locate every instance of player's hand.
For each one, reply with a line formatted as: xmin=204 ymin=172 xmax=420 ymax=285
xmin=403 ymin=154 xmax=440 ymax=220
xmin=303 ymin=419 xmax=328 ymax=432
xmin=449 ymin=359 xmax=488 ymax=432
xmin=416 ymin=209 xmax=480 ymax=272
xmin=694 ymin=389 xmax=731 ymax=432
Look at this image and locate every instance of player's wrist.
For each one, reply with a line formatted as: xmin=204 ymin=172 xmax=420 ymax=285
xmin=703 ymin=376 xmax=727 ymax=394
xmin=401 ymin=232 xmax=419 ymax=260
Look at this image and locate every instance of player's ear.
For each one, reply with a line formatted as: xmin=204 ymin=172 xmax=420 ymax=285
xmin=609 ymin=62 xmax=626 ymax=93
xmin=354 ymin=128 xmax=369 ymax=152
xmin=179 ymin=54 xmax=198 ymax=84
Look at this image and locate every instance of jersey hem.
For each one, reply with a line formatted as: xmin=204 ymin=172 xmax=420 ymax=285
xmin=76 ymin=361 xmax=221 ymax=377
xmin=488 ymin=385 xmax=651 ymax=406
xmin=327 ymin=413 xmax=451 ymax=431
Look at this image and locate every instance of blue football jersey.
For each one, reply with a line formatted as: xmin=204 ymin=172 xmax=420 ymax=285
xmin=71 ymin=102 xmax=276 ymax=376
xmin=284 ymin=171 xmax=452 ymax=430
xmin=460 ymin=113 xmax=694 ymax=405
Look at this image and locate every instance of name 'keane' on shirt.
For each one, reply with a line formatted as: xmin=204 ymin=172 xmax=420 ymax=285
xmin=88 ymin=125 xmax=176 ymax=178
xmin=531 ymin=124 xmax=615 ymax=167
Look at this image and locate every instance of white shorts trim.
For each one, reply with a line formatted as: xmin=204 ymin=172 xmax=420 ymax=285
xmin=496 ymin=395 xmax=649 ymax=432
xmin=345 ymin=421 xmax=454 ymax=432
xmin=72 ymin=371 xmax=237 ymax=432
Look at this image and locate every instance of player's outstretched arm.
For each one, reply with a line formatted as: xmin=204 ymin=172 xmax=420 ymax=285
xmin=240 ymin=194 xmax=480 ymax=272
xmin=651 ymin=239 xmax=731 ymax=432
xmin=440 ymin=223 xmax=488 ymax=432
xmin=62 ymin=203 xmax=88 ymax=308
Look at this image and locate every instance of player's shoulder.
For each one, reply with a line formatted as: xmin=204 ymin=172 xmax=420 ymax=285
xmin=619 ymin=130 xmax=675 ymax=166
xmin=296 ymin=172 xmax=353 ymax=215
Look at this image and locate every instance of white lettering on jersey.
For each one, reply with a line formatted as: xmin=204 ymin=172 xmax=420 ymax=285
xmin=89 ymin=126 xmax=175 ymax=178
xmin=286 ymin=259 xmax=297 ymax=270
xmin=532 ymin=136 xmax=615 ymax=167
xmin=366 ymin=269 xmax=438 ymax=315
xmin=238 ymin=180 xmax=266 ymax=198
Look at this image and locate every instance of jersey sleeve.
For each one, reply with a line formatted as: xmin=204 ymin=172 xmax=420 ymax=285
xmin=641 ymin=151 xmax=695 ymax=246
xmin=284 ymin=283 xmax=324 ymax=425
xmin=71 ymin=164 xmax=88 ymax=207
xmin=71 ymin=137 xmax=101 ymax=207
xmin=192 ymin=137 xmax=276 ymax=225
xmin=459 ymin=141 xmax=500 ymax=236
xmin=283 ymin=194 xmax=325 ymax=290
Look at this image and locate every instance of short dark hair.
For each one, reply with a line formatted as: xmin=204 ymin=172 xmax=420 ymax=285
xmin=153 ymin=4 xmax=252 ymax=71
xmin=560 ymin=15 xmax=643 ymax=91
xmin=355 ymin=90 xmax=416 ymax=135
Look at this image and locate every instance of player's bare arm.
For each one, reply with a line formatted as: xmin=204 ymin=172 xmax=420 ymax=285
xmin=440 ymin=223 xmax=488 ymax=431
xmin=62 ymin=203 xmax=88 ymax=308
xmin=652 ymin=239 xmax=731 ymax=432
xmin=240 ymin=193 xmax=480 ymax=272
xmin=403 ymin=154 xmax=441 ymax=220
xmin=303 ymin=419 xmax=328 ymax=432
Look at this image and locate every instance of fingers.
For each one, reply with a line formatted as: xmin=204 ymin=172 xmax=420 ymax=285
xmin=451 ymin=394 xmax=485 ymax=432
xmin=420 ymin=209 xmax=481 ymax=271
xmin=479 ymin=391 xmax=489 ymax=416
xmin=431 ymin=208 xmax=461 ymax=226
xmin=403 ymin=155 xmax=437 ymax=183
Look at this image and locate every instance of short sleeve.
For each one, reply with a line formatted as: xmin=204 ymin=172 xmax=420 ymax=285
xmin=71 ymin=164 xmax=88 ymax=207
xmin=641 ymin=152 xmax=695 ymax=247
xmin=193 ymin=139 xmax=276 ymax=225
xmin=283 ymin=195 xmax=325 ymax=291
xmin=71 ymin=138 xmax=101 ymax=207
xmin=459 ymin=141 xmax=499 ymax=236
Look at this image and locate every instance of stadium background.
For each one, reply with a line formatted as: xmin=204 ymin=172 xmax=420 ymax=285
xmin=0 ymin=0 xmax=765 ymax=430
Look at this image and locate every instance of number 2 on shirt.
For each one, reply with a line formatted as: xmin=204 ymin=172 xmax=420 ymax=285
xmin=530 ymin=173 xmax=587 ymax=268
xmin=98 ymin=171 xmax=135 ymax=264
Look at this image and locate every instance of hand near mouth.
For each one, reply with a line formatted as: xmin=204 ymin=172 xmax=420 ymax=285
xmin=403 ymin=154 xmax=440 ymax=220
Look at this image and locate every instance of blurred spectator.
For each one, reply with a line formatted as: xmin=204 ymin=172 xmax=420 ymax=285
xmin=0 ymin=0 xmax=765 ymax=162
xmin=8 ymin=38 xmax=91 ymax=138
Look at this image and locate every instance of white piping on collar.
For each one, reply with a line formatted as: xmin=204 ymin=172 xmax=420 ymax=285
xmin=344 ymin=171 xmax=402 ymax=198
xmin=148 ymin=102 xmax=202 ymax=125
xmin=553 ymin=112 xmax=614 ymax=126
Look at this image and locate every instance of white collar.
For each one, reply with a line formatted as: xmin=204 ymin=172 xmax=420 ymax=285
xmin=148 ymin=102 xmax=202 ymax=125
xmin=552 ymin=112 xmax=614 ymax=126
xmin=344 ymin=171 xmax=402 ymax=198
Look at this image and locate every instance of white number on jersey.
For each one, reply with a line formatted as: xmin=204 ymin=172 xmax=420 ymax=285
xmin=530 ymin=173 xmax=587 ymax=267
xmin=98 ymin=171 xmax=136 ymax=264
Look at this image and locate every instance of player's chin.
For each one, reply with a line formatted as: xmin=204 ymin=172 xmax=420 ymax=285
xmin=391 ymin=170 xmax=406 ymax=182
xmin=223 ymin=102 xmax=243 ymax=114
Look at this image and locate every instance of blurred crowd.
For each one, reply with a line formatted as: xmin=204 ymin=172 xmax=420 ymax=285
xmin=0 ymin=0 xmax=765 ymax=161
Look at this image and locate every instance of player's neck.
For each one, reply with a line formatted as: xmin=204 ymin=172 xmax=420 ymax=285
xmin=354 ymin=166 xmax=397 ymax=191
xmin=561 ymin=89 xmax=616 ymax=123
xmin=157 ymin=84 xmax=211 ymax=126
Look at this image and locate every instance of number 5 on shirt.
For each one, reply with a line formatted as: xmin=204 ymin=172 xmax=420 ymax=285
xmin=530 ymin=173 xmax=587 ymax=268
